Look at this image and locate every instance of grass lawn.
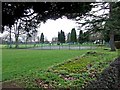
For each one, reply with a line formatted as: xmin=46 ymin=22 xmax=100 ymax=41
xmin=46 ymin=51 xmax=118 ymax=88
xmin=2 ymin=48 xmax=118 ymax=89
xmin=2 ymin=49 xmax=88 ymax=81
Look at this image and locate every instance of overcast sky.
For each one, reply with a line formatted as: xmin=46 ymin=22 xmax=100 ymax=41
xmin=37 ymin=17 xmax=78 ymax=41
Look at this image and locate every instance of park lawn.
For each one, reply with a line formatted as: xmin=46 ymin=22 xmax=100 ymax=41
xmin=2 ymin=48 xmax=118 ymax=89
xmin=2 ymin=49 xmax=88 ymax=81
xmin=19 ymin=49 xmax=117 ymax=89
xmin=1 ymin=44 xmax=37 ymax=49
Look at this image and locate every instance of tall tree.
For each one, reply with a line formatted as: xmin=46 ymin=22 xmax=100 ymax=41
xmin=78 ymin=30 xmax=84 ymax=44
xmin=40 ymin=33 xmax=44 ymax=43
xmin=70 ymin=28 xmax=77 ymax=43
xmin=105 ymin=2 xmax=120 ymax=51
xmin=60 ymin=30 xmax=65 ymax=43
xmin=83 ymin=31 xmax=90 ymax=43
xmin=77 ymin=2 xmax=120 ymax=51
xmin=58 ymin=32 xmax=61 ymax=43
xmin=67 ymin=32 xmax=71 ymax=43
xmin=58 ymin=30 xmax=65 ymax=44
xmin=15 ymin=19 xmax=20 ymax=48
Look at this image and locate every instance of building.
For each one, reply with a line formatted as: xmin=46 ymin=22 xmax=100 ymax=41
xmin=52 ymin=37 xmax=58 ymax=44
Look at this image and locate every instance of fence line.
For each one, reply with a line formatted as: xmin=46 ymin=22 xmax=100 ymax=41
xmin=1 ymin=43 xmax=106 ymax=50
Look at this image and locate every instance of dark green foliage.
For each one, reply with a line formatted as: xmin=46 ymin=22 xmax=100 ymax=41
xmin=40 ymin=33 xmax=44 ymax=43
xmin=70 ymin=28 xmax=77 ymax=43
xmin=106 ymin=2 xmax=120 ymax=30
xmin=2 ymin=2 xmax=27 ymax=27
xmin=115 ymin=34 xmax=120 ymax=41
xmin=104 ymin=2 xmax=120 ymax=51
xmin=58 ymin=32 xmax=61 ymax=42
xmin=115 ymin=41 xmax=120 ymax=49
xmin=103 ymin=29 xmax=110 ymax=42
xmin=61 ymin=30 xmax=65 ymax=43
xmin=78 ymin=30 xmax=84 ymax=44
xmin=67 ymin=32 xmax=71 ymax=43
xmin=104 ymin=32 xmax=120 ymax=43
xmin=78 ymin=30 xmax=90 ymax=43
xmin=58 ymin=30 xmax=65 ymax=43
xmin=83 ymin=31 xmax=90 ymax=42
xmin=2 ymin=2 xmax=93 ymax=30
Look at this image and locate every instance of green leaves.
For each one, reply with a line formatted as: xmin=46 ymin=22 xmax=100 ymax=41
xmin=2 ymin=2 xmax=92 ymax=27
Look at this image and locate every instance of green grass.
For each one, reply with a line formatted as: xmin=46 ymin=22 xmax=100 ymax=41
xmin=2 ymin=48 xmax=118 ymax=89
xmin=2 ymin=49 xmax=88 ymax=81
xmin=1 ymin=44 xmax=36 ymax=49
xmin=22 ymin=49 xmax=117 ymax=89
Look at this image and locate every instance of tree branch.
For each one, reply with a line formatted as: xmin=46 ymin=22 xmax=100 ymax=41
xmin=20 ymin=13 xmax=39 ymax=22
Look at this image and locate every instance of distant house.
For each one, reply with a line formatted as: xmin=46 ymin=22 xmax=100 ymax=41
xmin=89 ymin=32 xmax=104 ymax=44
xmin=52 ymin=37 xmax=58 ymax=44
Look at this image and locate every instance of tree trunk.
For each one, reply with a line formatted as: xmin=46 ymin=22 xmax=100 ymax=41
xmin=15 ymin=21 xmax=19 ymax=48
xmin=9 ymin=27 xmax=12 ymax=48
xmin=109 ymin=3 xmax=116 ymax=51
xmin=15 ymin=34 xmax=19 ymax=48
xmin=25 ymin=37 xmax=28 ymax=48
xmin=109 ymin=30 xmax=116 ymax=51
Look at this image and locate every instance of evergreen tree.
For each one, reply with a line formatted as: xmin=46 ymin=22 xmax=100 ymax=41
xmin=40 ymin=33 xmax=44 ymax=43
xmin=78 ymin=30 xmax=84 ymax=44
xmin=58 ymin=32 xmax=61 ymax=43
xmin=58 ymin=30 xmax=65 ymax=43
xmin=67 ymin=32 xmax=71 ymax=43
xmin=70 ymin=28 xmax=77 ymax=43
xmin=60 ymin=30 xmax=65 ymax=43
xmin=105 ymin=2 xmax=120 ymax=51
xmin=83 ymin=31 xmax=90 ymax=43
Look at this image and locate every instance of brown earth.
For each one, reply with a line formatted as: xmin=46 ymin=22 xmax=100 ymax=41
xmin=82 ymin=57 xmax=120 ymax=90
xmin=2 ymin=81 xmax=24 ymax=90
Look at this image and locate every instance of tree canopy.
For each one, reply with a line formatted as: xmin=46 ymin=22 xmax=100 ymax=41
xmin=40 ymin=33 xmax=44 ymax=43
xmin=2 ymin=2 xmax=93 ymax=30
xmin=76 ymin=2 xmax=120 ymax=51
xmin=58 ymin=30 xmax=65 ymax=43
xmin=70 ymin=28 xmax=77 ymax=43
